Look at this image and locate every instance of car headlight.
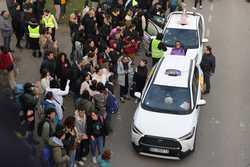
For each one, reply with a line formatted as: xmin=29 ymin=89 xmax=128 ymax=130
xmin=179 ymin=127 xmax=195 ymax=140
xmin=132 ymin=124 xmax=143 ymax=135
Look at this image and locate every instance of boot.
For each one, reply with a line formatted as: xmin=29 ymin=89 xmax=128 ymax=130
xmin=32 ymin=51 xmax=37 ymax=57
xmin=38 ymin=51 xmax=42 ymax=58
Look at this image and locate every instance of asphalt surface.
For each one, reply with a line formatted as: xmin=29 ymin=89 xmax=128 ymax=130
xmin=1 ymin=0 xmax=250 ymax=167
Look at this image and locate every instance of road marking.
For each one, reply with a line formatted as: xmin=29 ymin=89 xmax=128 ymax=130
xmin=210 ymin=3 xmax=214 ymax=11
xmin=206 ymin=28 xmax=210 ymax=38
xmin=208 ymin=14 xmax=213 ymax=23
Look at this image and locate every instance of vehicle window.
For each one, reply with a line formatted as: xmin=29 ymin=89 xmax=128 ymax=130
xmin=142 ymin=85 xmax=191 ymax=115
xmin=163 ymin=28 xmax=199 ymax=49
xmin=198 ymin=19 xmax=203 ymax=44
xmin=146 ymin=22 xmax=158 ymax=36
xmin=151 ymin=15 xmax=165 ymax=29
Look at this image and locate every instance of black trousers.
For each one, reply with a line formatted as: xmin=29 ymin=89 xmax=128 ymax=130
xmin=120 ymin=85 xmax=128 ymax=98
xmin=76 ymin=139 xmax=89 ymax=161
xmin=152 ymin=57 xmax=160 ymax=66
xmin=204 ymin=73 xmax=210 ymax=92
xmin=194 ymin=0 xmax=202 ymax=7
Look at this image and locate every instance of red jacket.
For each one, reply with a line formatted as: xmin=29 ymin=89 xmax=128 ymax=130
xmin=0 ymin=52 xmax=13 ymax=70
xmin=123 ymin=38 xmax=139 ymax=55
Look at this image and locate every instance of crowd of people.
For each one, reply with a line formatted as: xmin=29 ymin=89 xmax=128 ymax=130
xmin=0 ymin=0 xmax=215 ymax=166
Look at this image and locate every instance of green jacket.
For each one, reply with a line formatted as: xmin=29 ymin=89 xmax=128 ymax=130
xmin=48 ymin=137 xmax=68 ymax=167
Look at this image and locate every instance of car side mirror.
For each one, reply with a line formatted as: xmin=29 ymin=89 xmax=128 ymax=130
xmin=202 ymin=38 xmax=208 ymax=43
xmin=197 ymin=99 xmax=206 ymax=106
xmin=134 ymin=92 xmax=141 ymax=99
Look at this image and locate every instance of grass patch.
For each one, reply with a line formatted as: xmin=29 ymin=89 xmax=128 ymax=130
xmin=45 ymin=0 xmax=85 ymax=23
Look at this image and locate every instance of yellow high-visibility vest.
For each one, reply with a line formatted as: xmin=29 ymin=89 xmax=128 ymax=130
xmin=132 ymin=0 xmax=138 ymax=6
xmin=42 ymin=15 xmax=55 ymax=28
xmin=151 ymin=39 xmax=164 ymax=59
xmin=28 ymin=25 xmax=40 ymax=38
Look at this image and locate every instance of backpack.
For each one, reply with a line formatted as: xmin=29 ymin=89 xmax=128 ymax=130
xmin=106 ymin=91 xmax=119 ymax=114
xmin=41 ymin=99 xmax=56 ymax=112
xmin=37 ymin=118 xmax=52 ymax=137
xmin=15 ymin=84 xmax=24 ymax=110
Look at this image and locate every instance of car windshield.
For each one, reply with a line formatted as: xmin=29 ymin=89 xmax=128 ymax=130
xmin=163 ymin=28 xmax=199 ymax=49
xmin=142 ymin=84 xmax=191 ymax=114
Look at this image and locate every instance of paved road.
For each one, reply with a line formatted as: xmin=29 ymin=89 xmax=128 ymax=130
xmin=110 ymin=1 xmax=250 ymax=167
xmin=2 ymin=0 xmax=250 ymax=167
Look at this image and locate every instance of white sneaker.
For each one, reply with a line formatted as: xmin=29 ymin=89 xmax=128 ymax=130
xmin=199 ymin=5 xmax=203 ymax=9
xmin=192 ymin=6 xmax=197 ymax=10
xmin=77 ymin=161 xmax=84 ymax=166
xmin=81 ymin=157 xmax=87 ymax=161
xmin=92 ymin=157 xmax=97 ymax=164
xmin=74 ymin=164 xmax=77 ymax=167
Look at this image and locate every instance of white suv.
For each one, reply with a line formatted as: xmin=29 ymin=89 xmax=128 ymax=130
xmin=144 ymin=11 xmax=208 ymax=64
xmin=131 ymin=55 xmax=206 ymax=159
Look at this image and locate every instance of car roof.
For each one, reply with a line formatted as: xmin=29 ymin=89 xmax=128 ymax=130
xmin=167 ymin=12 xmax=200 ymax=30
xmin=153 ymin=55 xmax=193 ymax=88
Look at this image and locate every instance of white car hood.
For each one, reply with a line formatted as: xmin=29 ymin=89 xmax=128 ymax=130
xmin=134 ymin=106 xmax=196 ymax=139
xmin=166 ymin=47 xmax=198 ymax=60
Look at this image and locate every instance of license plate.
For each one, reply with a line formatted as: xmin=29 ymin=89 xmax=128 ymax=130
xmin=149 ymin=148 xmax=169 ymax=154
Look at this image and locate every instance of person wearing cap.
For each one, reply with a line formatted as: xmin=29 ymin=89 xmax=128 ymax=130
xmin=28 ymin=18 xmax=42 ymax=57
xmin=97 ymin=149 xmax=112 ymax=167
xmin=41 ymin=9 xmax=58 ymax=41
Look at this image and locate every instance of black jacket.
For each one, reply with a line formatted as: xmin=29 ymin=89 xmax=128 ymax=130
xmin=86 ymin=116 xmax=105 ymax=137
xmin=40 ymin=58 xmax=57 ymax=77
xmin=201 ymin=53 xmax=216 ymax=74
xmin=134 ymin=66 xmax=148 ymax=92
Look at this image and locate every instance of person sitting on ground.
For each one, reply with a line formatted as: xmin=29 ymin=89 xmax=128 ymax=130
xmin=97 ymin=149 xmax=112 ymax=167
xmin=170 ymin=41 xmax=185 ymax=56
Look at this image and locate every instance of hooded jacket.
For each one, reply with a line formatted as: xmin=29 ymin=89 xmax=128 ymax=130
xmin=48 ymin=137 xmax=68 ymax=167
xmin=0 ymin=15 xmax=13 ymax=37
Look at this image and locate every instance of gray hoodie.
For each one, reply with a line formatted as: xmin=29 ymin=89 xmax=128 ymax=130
xmin=0 ymin=16 xmax=13 ymax=37
xmin=75 ymin=112 xmax=87 ymax=136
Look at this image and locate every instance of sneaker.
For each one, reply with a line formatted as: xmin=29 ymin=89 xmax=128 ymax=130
xmin=81 ymin=157 xmax=87 ymax=161
xmin=77 ymin=161 xmax=84 ymax=166
xmin=120 ymin=97 xmax=125 ymax=103
xmin=124 ymin=95 xmax=130 ymax=100
xmin=199 ymin=5 xmax=203 ymax=9
xmin=92 ymin=156 xmax=97 ymax=164
xmin=192 ymin=6 xmax=197 ymax=10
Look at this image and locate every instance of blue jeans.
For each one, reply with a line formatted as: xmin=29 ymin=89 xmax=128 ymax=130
xmin=90 ymin=136 xmax=104 ymax=157
xmin=3 ymin=36 xmax=11 ymax=50
xmin=68 ymin=149 xmax=76 ymax=167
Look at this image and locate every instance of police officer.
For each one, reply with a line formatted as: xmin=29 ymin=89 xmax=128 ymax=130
xmin=201 ymin=46 xmax=216 ymax=94
xmin=149 ymin=33 xmax=166 ymax=66
xmin=41 ymin=9 xmax=58 ymax=41
xmin=28 ymin=18 xmax=41 ymax=57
